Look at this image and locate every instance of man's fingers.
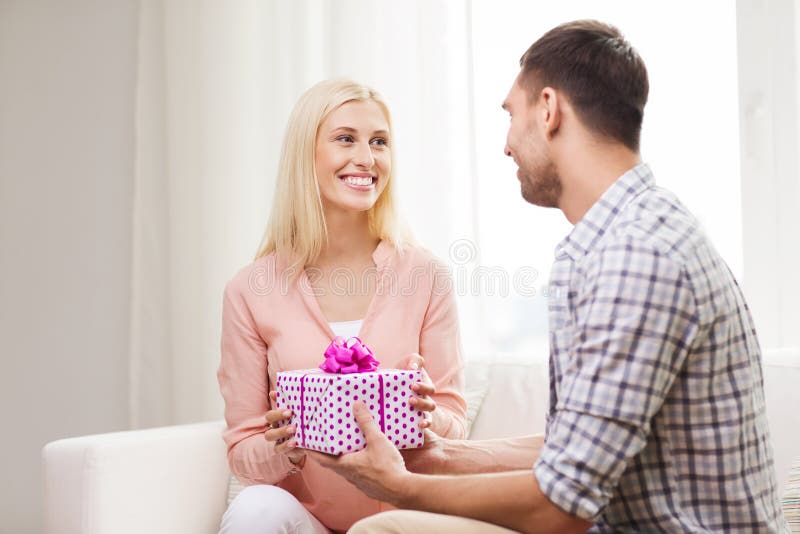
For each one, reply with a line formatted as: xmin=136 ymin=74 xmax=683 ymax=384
xmin=352 ymin=400 xmax=383 ymax=442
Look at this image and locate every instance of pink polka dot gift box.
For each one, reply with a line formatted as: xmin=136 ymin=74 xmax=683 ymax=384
xmin=274 ymin=336 xmax=424 ymax=455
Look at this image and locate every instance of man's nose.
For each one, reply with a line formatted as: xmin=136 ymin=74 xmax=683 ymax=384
xmin=504 ymin=144 xmax=512 ymax=157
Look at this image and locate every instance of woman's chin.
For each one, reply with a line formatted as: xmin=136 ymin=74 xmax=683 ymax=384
xmin=324 ymin=196 xmax=377 ymax=214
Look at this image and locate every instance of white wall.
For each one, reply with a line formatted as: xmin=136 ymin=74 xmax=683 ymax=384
xmin=0 ymin=1 xmax=137 ymax=532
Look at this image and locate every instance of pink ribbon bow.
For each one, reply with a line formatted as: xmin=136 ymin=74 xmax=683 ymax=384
xmin=320 ymin=336 xmax=380 ymax=374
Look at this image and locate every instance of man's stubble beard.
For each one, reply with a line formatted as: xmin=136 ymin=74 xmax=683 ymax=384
xmin=520 ymin=159 xmax=561 ymax=208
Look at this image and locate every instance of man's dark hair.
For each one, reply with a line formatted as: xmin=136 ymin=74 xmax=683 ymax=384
xmin=520 ymin=20 xmax=649 ymax=151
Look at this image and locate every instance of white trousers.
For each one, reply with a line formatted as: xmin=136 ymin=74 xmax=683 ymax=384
xmin=218 ymin=484 xmax=330 ymax=534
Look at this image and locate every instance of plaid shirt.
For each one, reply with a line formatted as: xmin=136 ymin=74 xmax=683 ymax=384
xmin=534 ymin=164 xmax=789 ymax=533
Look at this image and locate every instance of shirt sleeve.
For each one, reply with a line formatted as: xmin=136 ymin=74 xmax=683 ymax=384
xmin=419 ymin=260 xmax=468 ymax=439
xmin=217 ymin=278 xmax=295 ymax=485
xmin=534 ymin=239 xmax=700 ymax=521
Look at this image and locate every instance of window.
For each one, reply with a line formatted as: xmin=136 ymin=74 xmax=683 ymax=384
xmin=462 ymin=1 xmax=742 ymax=359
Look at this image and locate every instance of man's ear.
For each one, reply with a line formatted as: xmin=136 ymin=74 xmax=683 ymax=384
xmin=539 ymin=87 xmax=561 ymax=139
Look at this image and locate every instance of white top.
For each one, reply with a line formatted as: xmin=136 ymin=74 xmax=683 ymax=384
xmin=328 ymin=319 xmax=363 ymax=340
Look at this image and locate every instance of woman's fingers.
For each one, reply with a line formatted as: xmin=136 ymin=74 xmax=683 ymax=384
xmin=402 ymin=352 xmax=426 ymax=371
xmin=264 ymin=423 xmax=296 ymax=443
xmin=264 ymin=407 xmax=294 ymax=443
xmin=409 ymin=395 xmax=436 ymax=412
xmin=275 ymin=440 xmax=306 ymax=459
xmin=417 ymin=407 xmax=434 ymax=429
xmin=419 ymin=368 xmax=434 ymax=386
xmin=410 ymin=381 xmax=435 ymax=397
xmin=409 ymin=368 xmax=437 ymax=429
xmin=265 ymin=407 xmax=292 ymax=426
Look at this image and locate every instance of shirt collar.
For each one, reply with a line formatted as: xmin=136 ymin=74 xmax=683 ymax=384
xmin=555 ymin=163 xmax=654 ymax=262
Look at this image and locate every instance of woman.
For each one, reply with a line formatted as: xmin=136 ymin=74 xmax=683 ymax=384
xmin=217 ymin=79 xmax=467 ymax=533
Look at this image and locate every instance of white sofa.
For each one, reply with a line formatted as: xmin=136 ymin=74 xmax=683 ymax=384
xmin=43 ymin=353 xmax=800 ymax=534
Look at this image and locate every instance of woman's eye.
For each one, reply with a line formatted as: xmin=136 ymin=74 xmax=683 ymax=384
xmin=336 ymin=135 xmax=354 ymax=143
xmin=370 ymin=137 xmax=388 ymax=147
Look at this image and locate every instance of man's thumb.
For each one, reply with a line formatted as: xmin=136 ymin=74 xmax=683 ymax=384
xmin=352 ymin=400 xmax=381 ymax=440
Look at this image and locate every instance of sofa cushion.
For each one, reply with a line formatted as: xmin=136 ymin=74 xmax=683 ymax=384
xmin=227 ymin=475 xmax=245 ymax=507
xmin=463 ymin=360 xmax=491 ymax=437
xmin=784 ymin=456 xmax=800 ymax=532
xmin=763 ymin=349 xmax=800 ymax=491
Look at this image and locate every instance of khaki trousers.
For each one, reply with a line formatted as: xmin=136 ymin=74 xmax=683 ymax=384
xmin=348 ymin=510 xmax=519 ymax=533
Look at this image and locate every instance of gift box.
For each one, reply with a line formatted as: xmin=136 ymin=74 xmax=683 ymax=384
xmin=274 ymin=337 xmax=425 ymax=455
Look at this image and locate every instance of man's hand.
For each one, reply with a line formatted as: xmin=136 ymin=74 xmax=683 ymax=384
xmin=308 ymin=402 xmax=590 ymax=534
xmin=307 ymin=400 xmax=411 ymax=504
xmin=400 ymin=428 xmax=449 ymax=474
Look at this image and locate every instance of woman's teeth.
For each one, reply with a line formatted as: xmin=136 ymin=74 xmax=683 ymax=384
xmin=342 ymin=176 xmax=373 ymax=186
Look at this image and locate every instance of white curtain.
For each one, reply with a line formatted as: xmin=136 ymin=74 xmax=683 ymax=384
xmin=130 ymin=0 xmax=799 ymax=429
xmin=130 ymin=0 xmax=478 ymax=427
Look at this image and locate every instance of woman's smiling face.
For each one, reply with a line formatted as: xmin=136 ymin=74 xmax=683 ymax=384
xmin=314 ymin=99 xmax=391 ymax=214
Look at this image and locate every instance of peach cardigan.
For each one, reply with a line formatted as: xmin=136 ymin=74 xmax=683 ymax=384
xmin=217 ymin=241 xmax=467 ymax=531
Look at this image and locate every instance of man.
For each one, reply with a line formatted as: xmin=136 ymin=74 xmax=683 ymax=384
xmin=310 ymin=20 xmax=790 ymax=533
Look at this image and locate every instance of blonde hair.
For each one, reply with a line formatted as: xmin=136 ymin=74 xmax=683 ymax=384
xmin=255 ymin=78 xmax=411 ymax=268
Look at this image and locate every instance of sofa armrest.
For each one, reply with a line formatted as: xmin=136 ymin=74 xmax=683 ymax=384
xmin=763 ymin=348 xmax=800 ymax=494
xmin=42 ymin=420 xmax=230 ymax=534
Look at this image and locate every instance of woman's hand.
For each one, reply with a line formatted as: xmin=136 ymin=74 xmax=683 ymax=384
xmin=265 ymin=391 xmax=306 ymax=467
xmin=402 ymin=353 xmax=438 ymax=430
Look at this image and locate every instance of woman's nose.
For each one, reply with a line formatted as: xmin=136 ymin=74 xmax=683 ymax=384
xmin=353 ymin=141 xmax=375 ymax=168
